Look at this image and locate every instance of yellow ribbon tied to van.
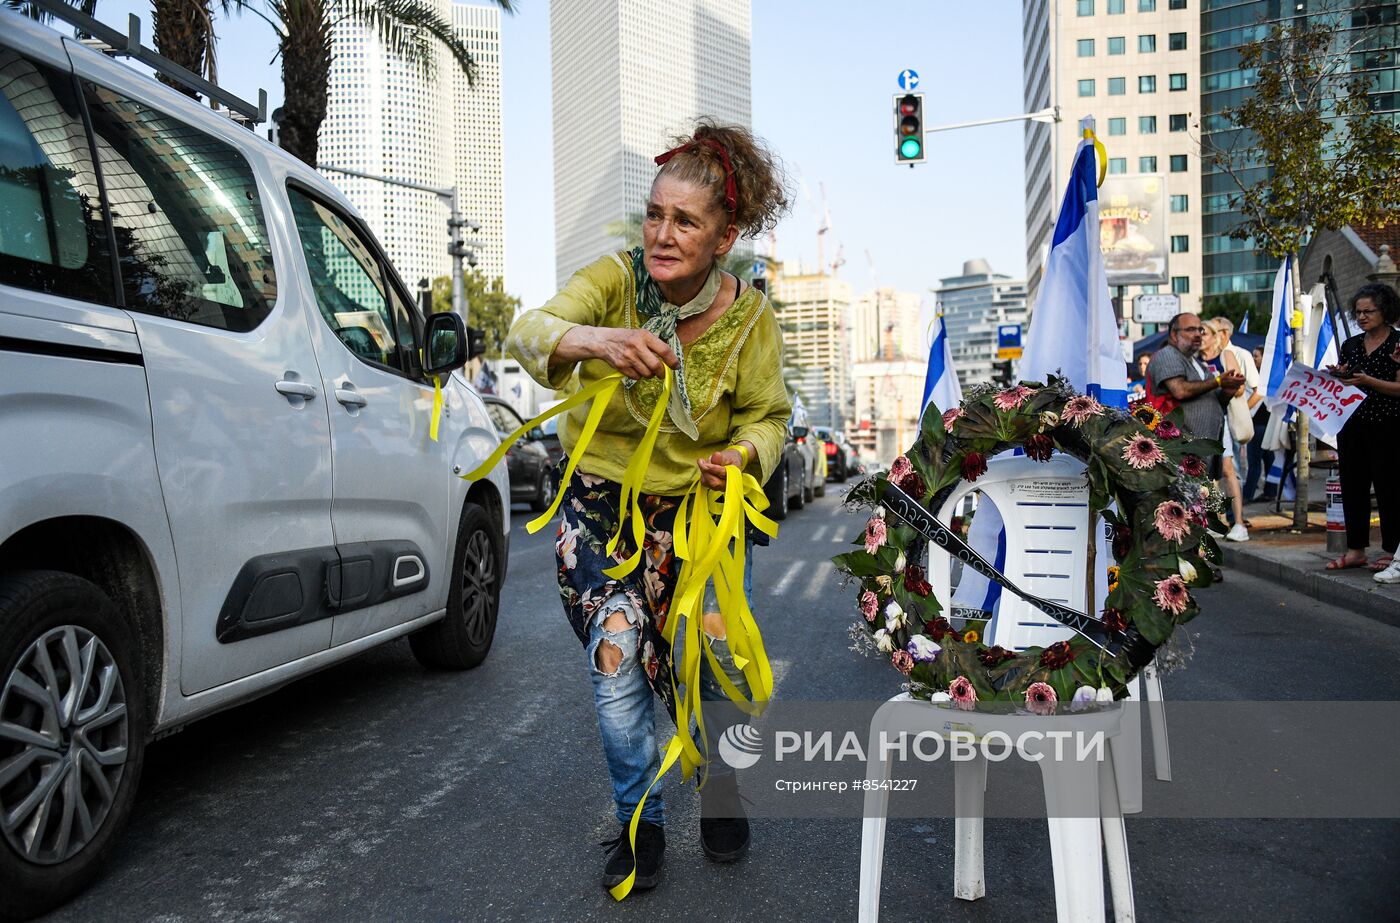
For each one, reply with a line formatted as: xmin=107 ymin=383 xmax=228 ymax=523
xmin=458 ymin=366 xmax=777 ymax=900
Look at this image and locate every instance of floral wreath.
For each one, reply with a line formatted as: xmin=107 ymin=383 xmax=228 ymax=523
xmin=835 ymin=377 xmax=1224 ymax=714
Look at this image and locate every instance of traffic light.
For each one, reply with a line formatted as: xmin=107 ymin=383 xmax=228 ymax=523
xmin=894 ymin=93 xmax=924 ymax=164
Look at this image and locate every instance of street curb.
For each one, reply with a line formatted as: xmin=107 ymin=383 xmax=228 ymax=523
xmin=1220 ymin=544 xmax=1400 ymax=629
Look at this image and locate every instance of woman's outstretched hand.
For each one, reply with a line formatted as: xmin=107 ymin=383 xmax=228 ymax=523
xmin=697 ymin=448 xmax=745 ymax=491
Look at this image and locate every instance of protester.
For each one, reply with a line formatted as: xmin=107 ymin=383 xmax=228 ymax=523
xmin=1128 ymin=351 xmax=1152 ymax=402
xmin=1243 ymin=345 xmax=1275 ymax=502
xmin=1210 ymin=317 xmax=1260 ymax=536
xmin=505 ymin=120 xmax=791 ymax=889
xmin=1194 ymin=321 xmax=1249 ymax=540
xmin=1325 ymin=283 xmax=1400 ymax=583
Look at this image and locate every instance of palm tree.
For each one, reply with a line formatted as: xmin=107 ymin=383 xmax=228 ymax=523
xmin=151 ymin=0 xmax=215 ymax=98
xmin=225 ymin=0 xmax=513 ymax=166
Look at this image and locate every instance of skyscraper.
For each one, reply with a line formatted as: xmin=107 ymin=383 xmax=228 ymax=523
xmin=852 ymin=288 xmax=925 ymax=362
xmin=319 ymin=0 xmax=506 ymax=292
xmin=550 ymin=0 xmax=752 ymax=289
xmin=1201 ymin=0 xmax=1400 ymax=309
xmin=772 ymin=266 xmax=852 ymax=430
xmin=1022 ymin=0 xmax=1201 ymax=321
xmin=935 ymin=259 xmax=1028 ymax=390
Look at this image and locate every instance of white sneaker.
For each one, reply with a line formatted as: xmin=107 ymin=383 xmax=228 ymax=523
xmin=1376 ymin=559 xmax=1400 ymax=585
xmin=1225 ymin=523 xmax=1249 ymax=542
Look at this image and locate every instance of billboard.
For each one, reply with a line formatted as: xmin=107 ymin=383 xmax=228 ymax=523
xmin=1099 ymin=175 xmax=1169 ymax=287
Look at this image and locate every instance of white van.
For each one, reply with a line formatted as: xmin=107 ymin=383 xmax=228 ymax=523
xmin=0 ymin=10 xmax=510 ymax=917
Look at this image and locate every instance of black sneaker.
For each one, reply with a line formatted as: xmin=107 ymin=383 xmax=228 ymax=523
xmin=699 ymin=772 xmax=750 ymax=862
xmin=601 ymin=820 xmax=665 ymax=891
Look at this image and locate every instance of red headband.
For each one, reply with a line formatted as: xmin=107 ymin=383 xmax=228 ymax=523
xmin=654 ymin=139 xmax=738 ymax=216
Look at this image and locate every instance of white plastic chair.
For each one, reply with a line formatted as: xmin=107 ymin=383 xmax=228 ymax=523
xmin=858 ymin=455 xmax=1163 ymax=922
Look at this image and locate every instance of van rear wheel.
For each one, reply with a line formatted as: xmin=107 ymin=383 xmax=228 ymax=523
xmin=0 ymin=570 xmax=146 ymax=922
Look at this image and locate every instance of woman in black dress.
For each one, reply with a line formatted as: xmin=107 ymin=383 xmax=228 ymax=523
xmin=1326 ymin=283 xmax=1400 ymax=583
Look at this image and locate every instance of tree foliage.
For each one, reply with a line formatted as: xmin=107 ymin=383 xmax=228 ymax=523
xmin=430 ymin=270 xmax=519 ymax=359
xmin=1207 ymin=4 xmax=1400 ymax=259
xmin=1201 ymin=292 xmax=1257 ymax=332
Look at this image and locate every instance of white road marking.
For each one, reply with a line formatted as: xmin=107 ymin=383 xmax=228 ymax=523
xmin=771 ymin=560 xmax=806 ymax=596
xmin=801 ymin=561 xmax=835 ymax=601
xmin=811 ymin=525 xmax=830 ymax=543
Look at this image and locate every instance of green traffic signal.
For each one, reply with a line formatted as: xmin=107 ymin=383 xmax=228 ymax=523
xmin=900 ymin=136 xmax=922 ymax=160
xmin=894 ymin=93 xmax=925 ymax=164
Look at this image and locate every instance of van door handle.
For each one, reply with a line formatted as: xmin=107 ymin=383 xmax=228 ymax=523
xmin=335 ymin=385 xmax=367 ymax=408
xmin=275 ymin=379 xmax=317 ymax=399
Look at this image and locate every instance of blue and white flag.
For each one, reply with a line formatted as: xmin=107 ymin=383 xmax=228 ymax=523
xmin=1314 ymin=301 xmax=1338 ymax=370
xmin=1239 ymin=311 xmax=1250 ymax=334
xmin=951 ymin=497 xmax=1005 ymax=617
xmin=1259 ymin=257 xmax=1294 ymax=411
xmin=921 ymin=313 xmax=963 ymax=416
xmin=1020 ymin=126 xmax=1128 ymax=408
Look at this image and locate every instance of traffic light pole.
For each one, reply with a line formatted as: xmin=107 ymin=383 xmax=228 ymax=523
xmin=923 ymin=106 xmax=1060 ymax=135
xmin=318 ymin=163 xmax=480 ymax=318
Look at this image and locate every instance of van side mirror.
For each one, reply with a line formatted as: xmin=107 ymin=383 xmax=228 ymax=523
xmin=423 ymin=313 xmax=468 ymax=375
xmin=466 ymin=325 xmax=488 ymax=360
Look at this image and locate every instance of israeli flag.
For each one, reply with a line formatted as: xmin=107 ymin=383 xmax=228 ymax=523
xmin=1259 ymin=257 xmax=1294 ymax=411
xmin=1239 ymin=311 xmax=1250 ymax=334
xmin=1020 ymin=124 xmax=1128 ymax=408
xmin=951 ymin=497 xmax=1005 ymax=616
xmin=1314 ymin=302 xmax=1338 ymax=370
xmin=921 ymin=313 xmax=963 ymax=415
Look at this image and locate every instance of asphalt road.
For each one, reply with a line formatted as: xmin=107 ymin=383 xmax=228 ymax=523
xmin=43 ymin=484 xmax=1400 ymax=922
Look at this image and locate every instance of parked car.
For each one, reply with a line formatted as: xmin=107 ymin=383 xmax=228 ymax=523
xmin=813 ymin=426 xmax=858 ymax=483
xmin=763 ymin=432 xmax=807 ymax=520
xmin=538 ymin=415 xmax=565 ymax=467
xmin=0 ymin=15 xmax=510 ymax=918
xmin=482 ymin=396 xmax=557 ymax=511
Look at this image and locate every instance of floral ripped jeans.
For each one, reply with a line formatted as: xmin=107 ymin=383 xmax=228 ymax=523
xmin=555 ymin=470 xmax=750 ymax=826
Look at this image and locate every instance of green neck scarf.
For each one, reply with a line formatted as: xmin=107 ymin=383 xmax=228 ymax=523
xmin=629 ymin=246 xmax=722 ymax=440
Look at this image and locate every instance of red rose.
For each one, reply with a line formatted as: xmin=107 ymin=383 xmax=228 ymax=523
xmin=1112 ymin=524 xmax=1132 ymax=561
xmin=1024 ymin=434 xmax=1055 ymax=462
xmin=904 ymin=564 xmax=932 ymax=597
xmin=961 ymin=452 xmax=988 ymax=482
xmin=925 ymin=616 xmax=954 ymax=642
xmin=1038 ymin=640 xmax=1075 ymax=669
xmin=977 ymin=645 xmax=1018 ymax=667
xmin=1102 ymin=607 xmax=1128 ymax=634
xmin=897 ymin=468 xmax=927 ymax=499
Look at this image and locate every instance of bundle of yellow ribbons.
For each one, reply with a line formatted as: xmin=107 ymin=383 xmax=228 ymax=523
xmin=458 ymin=367 xmax=776 ymax=900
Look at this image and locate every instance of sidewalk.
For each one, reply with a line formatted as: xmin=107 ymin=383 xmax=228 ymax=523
xmin=1219 ymin=490 xmax=1400 ymax=629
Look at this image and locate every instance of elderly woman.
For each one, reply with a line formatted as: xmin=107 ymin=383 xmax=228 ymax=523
xmin=1200 ymin=322 xmax=1249 ymax=541
xmin=505 ymin=120 xmax=790 ymax=891
xmin=1326 ymin=283 xmax=1400 ymax=583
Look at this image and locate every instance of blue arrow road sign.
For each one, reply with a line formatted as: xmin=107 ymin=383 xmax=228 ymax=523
xmin=751 ymin=259 xmax=766 ymax=277
xmin=898 ymin=69 xmax=919 ymax=91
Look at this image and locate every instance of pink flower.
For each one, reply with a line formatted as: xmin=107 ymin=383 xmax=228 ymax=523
xmin=1179 ymin=454 xmax=1208 ymax=477
xmin=993 ymin=385 xmax=1035 ymax=411
xmin=864 ymin=516 xmax=887 ymax=555
xmin=1152 ymin=575 xmax=1190 ymax=616
xmin=889 ymin=455 xmax=913 ymax=484
xmin=1025 ymin=682 xmax=1058 ymax=716
xmin=1062 ymin=395 xmax=1105 ymax=426
xmin=949 ymin=676 xmax=978 ymax=711
xmin=1122 ymin=434 xmax=1167 ymax=470
xmin=891 ymin=650 xmax=915 ymax=675
xmin=859 ymin=590 xmax=879 ymax=622
xmin=1153 ymin=500 xmax=1191 ymax=543
xmin=942 ymin=407 xmax=963 ymax=430
xmin=1155 ymin=419 xmax=1181 ymax=439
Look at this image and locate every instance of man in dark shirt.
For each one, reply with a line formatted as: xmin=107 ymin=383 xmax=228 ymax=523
xmin=1146 ymin=312 xmax=1245 ymax=440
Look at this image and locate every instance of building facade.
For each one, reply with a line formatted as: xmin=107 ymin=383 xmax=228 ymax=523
xmin=850 ymin=360 xmax=926 ymax=462
xmin=1201 ymin=0 xmax=1400 ymax=310
xmin=935 ymin=259 xmax=1029 ymax=390
xmin=319 ymin=0 xmax=506 ymax=293
xmin=550 ymin=0 xmax=752 ymax=289
xmin=1023 ymin=0 xmax=1202 ymax=325
xmin=851 ymin=287 xmax=925 ymax=362
xmin=772 ymin=267 xmax=852 ymax=430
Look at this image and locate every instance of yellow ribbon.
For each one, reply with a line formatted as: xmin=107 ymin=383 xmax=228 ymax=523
xmin=1083 ymin=125 xmax=1109 ymax=188
xmin=603 ymin=367 xmax=673 ymax=580
xmin=429 ymin=375 xmax=443 ymax=442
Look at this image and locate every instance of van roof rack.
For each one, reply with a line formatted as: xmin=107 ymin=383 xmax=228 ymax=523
xmin=28 ymin=0 xmax=267 ymax=126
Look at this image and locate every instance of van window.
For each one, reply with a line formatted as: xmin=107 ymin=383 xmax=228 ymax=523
xmin=286 ymin=187 xmax=406 ymax=373
xmin=0 ymin=50 xmax=114 ymax=303
xmin=82 ymin=82 xmax=276 ymax=331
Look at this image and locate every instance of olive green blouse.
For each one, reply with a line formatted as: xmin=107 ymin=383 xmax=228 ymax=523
xmin=506 ymin=252 xmax=791 ymax=497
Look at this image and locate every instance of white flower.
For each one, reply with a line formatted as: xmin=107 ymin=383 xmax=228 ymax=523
xmin=1096 ymin=687 xmax=1115 ymax=703
xmin=907 ymin=635 xmax=942 ymax=662
xmin=1177 ymin=557 xmax=1198 ymax=583
xmin=874 ymin=505 xmax=886 ymax=519
xmin=893 ymin=552 xmax=907 ymax=574
xmin=1071 ymin=685 xmax=1098 ymax=711
xmin=884 ymin=601 xmax=907 ymax=632
xmin=930 ymin=691 xmax=952 ymax=702
xmin=873 ymin=629 xmax=894 ymax=653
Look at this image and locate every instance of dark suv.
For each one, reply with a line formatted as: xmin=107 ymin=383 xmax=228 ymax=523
xmin=481 ymin=396 xmax=557 ymax=512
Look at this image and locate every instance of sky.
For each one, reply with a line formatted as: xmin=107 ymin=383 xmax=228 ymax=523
xmin=92 ymin=0 xmax=1030 ymax=317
